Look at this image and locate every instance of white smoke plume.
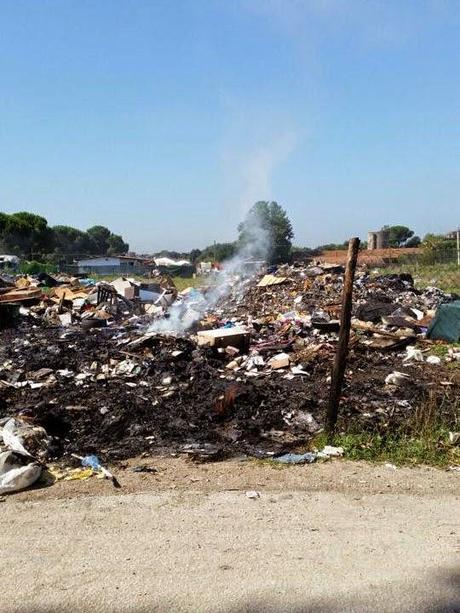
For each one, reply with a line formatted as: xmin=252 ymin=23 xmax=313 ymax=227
xmin=148 ymin=208 xmax=271 ymax=335
xmin=148 ymin=102 xmax=297 ymax=336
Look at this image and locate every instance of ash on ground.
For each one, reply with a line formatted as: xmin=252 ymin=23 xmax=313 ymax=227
xmin=0 ymin=265 xmax=459 ymax=462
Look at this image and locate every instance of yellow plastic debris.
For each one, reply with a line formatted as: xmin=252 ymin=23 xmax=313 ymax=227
xmin=257 ymin=275 xmax=287 ymax=287
xmin=48 ymin=466 xmax=96 ymax=482
xmin=63 ymin=468 xmax=95 ymax=481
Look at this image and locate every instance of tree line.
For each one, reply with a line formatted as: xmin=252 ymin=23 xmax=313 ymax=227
xmin=167 ymin=210 xmax=444 ymax=265
xmin=1 ymin=207 xmax=454 ymax=268
xmin=0 ymin=212 xmax=129 ymax=259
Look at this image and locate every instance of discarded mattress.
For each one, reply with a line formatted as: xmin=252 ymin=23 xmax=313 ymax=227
xmin=427 ymin=300 xmax=460 ymax=342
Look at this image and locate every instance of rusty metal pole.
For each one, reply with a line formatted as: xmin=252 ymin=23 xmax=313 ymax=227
xmin=326 ymin=237 xmax=360 ymax=437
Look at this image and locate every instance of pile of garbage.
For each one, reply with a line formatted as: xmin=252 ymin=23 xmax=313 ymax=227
xmin=0 ymin=272 xmax=177 ymax=330
xmin=0 ymin=264 xmax=459 ymax=492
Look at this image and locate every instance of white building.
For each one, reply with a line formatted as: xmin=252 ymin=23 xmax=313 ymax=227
xmin=77 ymin=256 xmax=148 ymax=275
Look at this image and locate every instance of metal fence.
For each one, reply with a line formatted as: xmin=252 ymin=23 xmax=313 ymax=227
xmin=375 ymin=249 xmax=459 ymax=293
xmin=380 ymin=248 xmax=458 ymax=267
xmin=318 ymin=247 xmax=459 ymax=292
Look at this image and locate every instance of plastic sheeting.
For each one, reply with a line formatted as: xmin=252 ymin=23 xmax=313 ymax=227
xmin=427 ymin=300 xmax=460 ymax=342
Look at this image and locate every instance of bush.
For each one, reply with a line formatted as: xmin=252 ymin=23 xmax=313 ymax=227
xmin=19 ymin=260 xmax=58 ymax=275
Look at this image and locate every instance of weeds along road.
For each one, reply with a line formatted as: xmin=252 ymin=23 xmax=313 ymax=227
xmin=1 ymin=459 xmax=459 ymax=612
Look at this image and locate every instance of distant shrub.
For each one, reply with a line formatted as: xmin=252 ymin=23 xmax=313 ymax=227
xmin=19 ymin=260 xmax=58 ymax=275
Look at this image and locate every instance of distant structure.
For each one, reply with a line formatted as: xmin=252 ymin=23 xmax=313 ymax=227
xmin=445 ymin=229 xmax=459 ymax=240
xmin=367 ymin=229 xmax=390 ymax=250
xmin=0 ymin=255 xmax=20 ymax=270
xmin=76 ymin=255 xmax=149 ymax=275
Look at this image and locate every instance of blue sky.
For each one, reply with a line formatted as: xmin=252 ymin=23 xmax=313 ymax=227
xmin=1 ymin=1 xmax=459 ymax=252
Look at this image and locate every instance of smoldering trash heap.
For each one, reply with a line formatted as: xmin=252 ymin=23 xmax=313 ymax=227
xmin=0 ymin=260 xmax=459 ymax=470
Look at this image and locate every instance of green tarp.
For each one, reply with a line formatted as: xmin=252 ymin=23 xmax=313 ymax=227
xmin=427 ymin=300 xmax=460 ymax=342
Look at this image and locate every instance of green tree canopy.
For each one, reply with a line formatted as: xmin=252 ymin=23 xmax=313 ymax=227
xmin=86 ymin=225 xmax=112 ymax=255
xmin=0 ymin=212 xmax=129 ymax=258
xmin=422 ymin=233 xmax=456 ymax=250
xmin=405 ymin=235 xmax=421 ymax=247
xmin=238 ymin=201 xmax=294 ymax=264
xmin=198 ymin=242 xmax=236 ymax=263
xmin=0 ymin=212 xmax=54 ymax=256
xmin=107 ymin=233 xmax=129 ymax=256
xmin=189 ymin=248 xmax=202 ymax=263
xmin=52 ymin=225 xmax=97 ymax=255
xmin=86 ymin=225 xmax=129 ymax=256
xmin=382 ymin=225 xmax=415 ymax=247
xmin=315 ymin=242 xmax=348 ymax=251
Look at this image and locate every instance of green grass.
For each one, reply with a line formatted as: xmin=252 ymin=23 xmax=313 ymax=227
xmin=253 ymin=431 xmax=459 ymax=468
xmin=375 ymin=262 xmax=460 ymax=294
xmin=77 ymin=273 xmax=124 ymax=282
xmin=171 ymin=276 xmax=204 ymax=291
xmin=428 ymin=342 xmax=460 ymax=358
xmin=254 ymin=390 xmax=460 ymax=469
xmin=310 ymin=431 xmax=459 ymax=467
xmin=321 ymin=389 xmax=459 ymax=467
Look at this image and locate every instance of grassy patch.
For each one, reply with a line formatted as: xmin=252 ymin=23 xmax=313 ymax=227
xmin=171 ymin=276 xmax=204 ymax=291
xmin=428 ymin=342 xmax=460 ymax=358
xmin=251 ymin=430 xmax=459 ymax=468
xmin=311 ymin=431 xmax=458 ymax=467
xmin=315 ymin=390 xmax=460 ymax=467
xmin=374 ymin=262 xmax=460 ymax=294
xmin=87 ymin=273 xmax=140 ymax=282
xmin=248 ymin=388 xmax=460 ymax=469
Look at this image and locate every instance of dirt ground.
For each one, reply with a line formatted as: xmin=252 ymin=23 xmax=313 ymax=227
xmin=1 ymin=459 xmax=459 ymax=612
xmin=3 ymin=455 xmax=459 ymax=502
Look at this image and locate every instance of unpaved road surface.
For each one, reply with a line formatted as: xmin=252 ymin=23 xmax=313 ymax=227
xmin=0 ymin=459 xmax=459 ymax=612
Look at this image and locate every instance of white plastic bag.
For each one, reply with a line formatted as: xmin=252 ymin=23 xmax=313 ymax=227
xmin=0 ymin=450 xmax=42 ymax=494
xmin=1 ymin=417 xmax=51 ymax=459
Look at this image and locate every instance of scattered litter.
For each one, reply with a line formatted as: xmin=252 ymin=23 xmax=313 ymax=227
xmin=385 ymin=371 xmax=411 ymax=386
xmin=245 ymin=490 xmax=260 ymax=499
xmin=273 ymin=452 xmax=317 ymax=464
xmin=0 ymin=451 xmax=42 ymax=494
xmin=257 ymin=275 xmax=287 ymax=287
xmin=317 ymin=445 xmax=344 ymax=458
xmin=72 ymin=454 xmax=121 ymax=488
xmin=403 ymin=346 xmax=424 ymax=363
xmin=180 ymin=443 xmax=222 ymax=462
xmin=0 ymin=417 xmax=49 ymax=494
xmin=47 ymin=466 xmax=96 ymax=482
xmin=131 ymin=466 xmax=158 ymax=473
xmin=0 ymin=266 xmax=458 ymax=471
xmin=268 ymin=352 xmax=290 ymax=370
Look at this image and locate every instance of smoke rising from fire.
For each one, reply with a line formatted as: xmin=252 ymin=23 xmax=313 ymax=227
xmin=148 ymin=208 xmax=270 ymax=335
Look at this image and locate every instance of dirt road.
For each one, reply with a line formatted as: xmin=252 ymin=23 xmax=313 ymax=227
xmin=1 ymin=459 xmax=459 ymax=612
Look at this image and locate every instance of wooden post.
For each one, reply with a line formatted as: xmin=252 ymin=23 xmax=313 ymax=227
xmin=326 ymin=237 xmax=360 ymax=436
